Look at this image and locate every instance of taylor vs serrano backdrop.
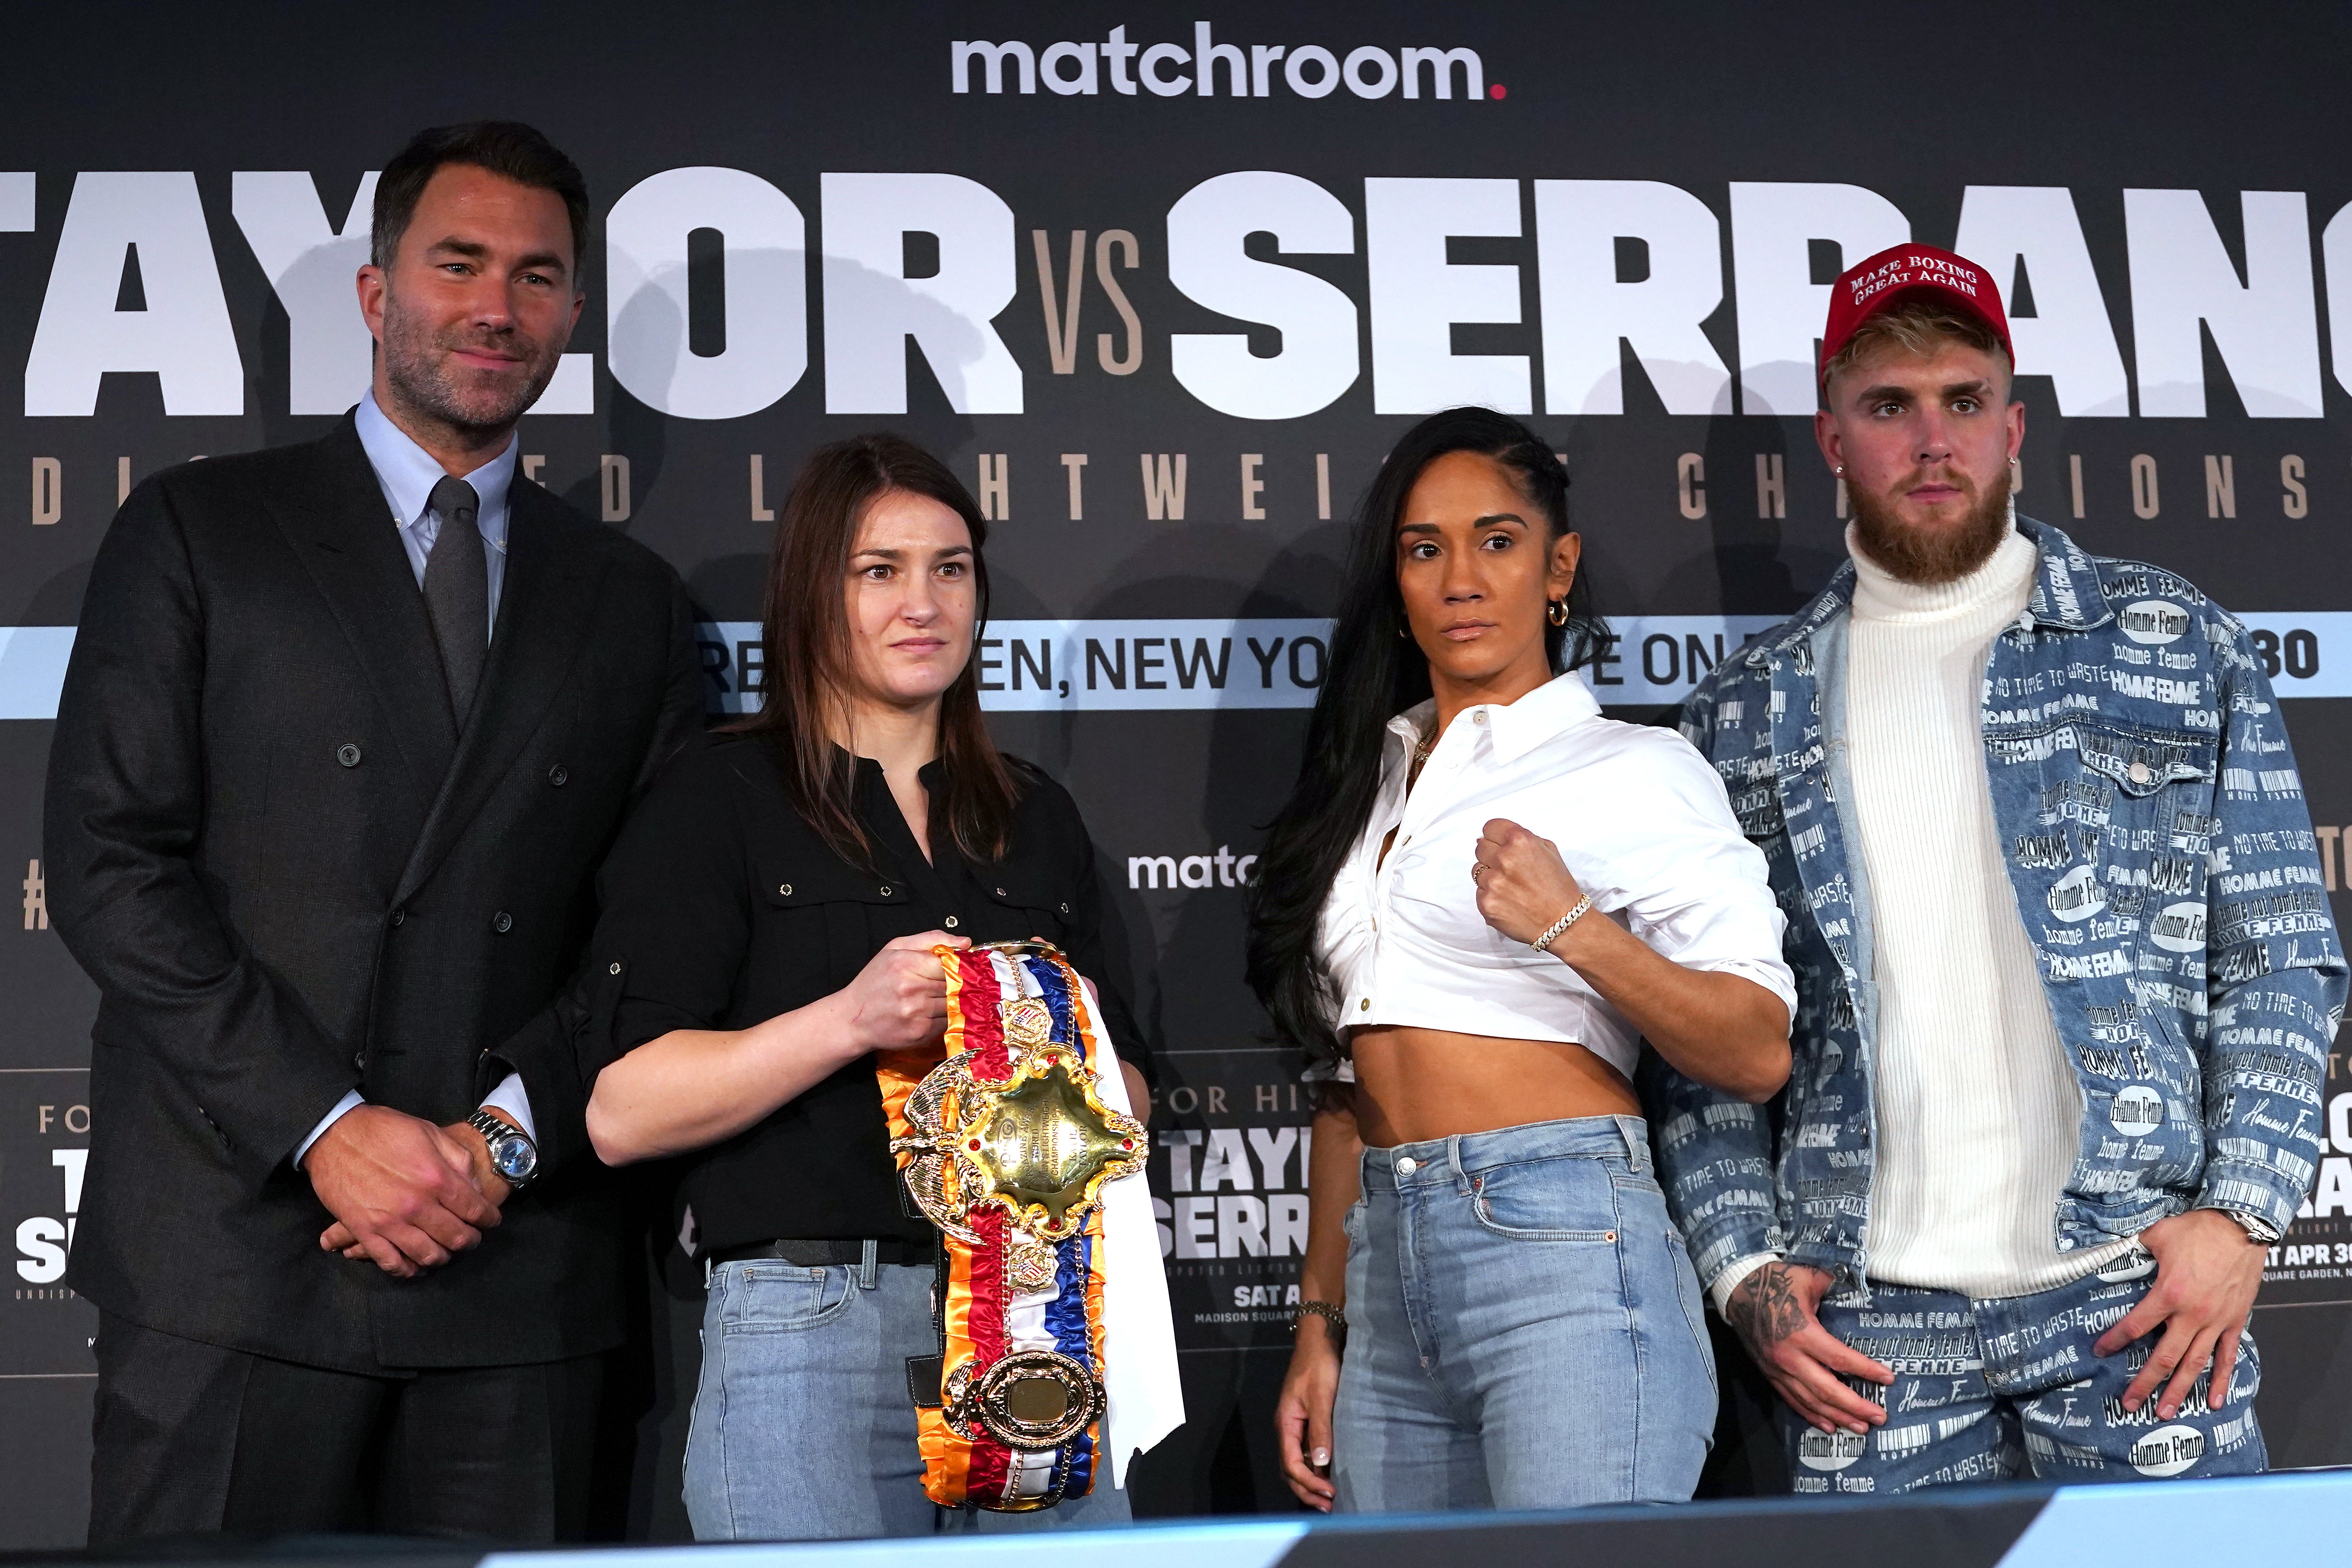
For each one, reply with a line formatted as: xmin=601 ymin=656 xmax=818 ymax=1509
xmin=6 ymin=0 xmax=2352 ymax=1545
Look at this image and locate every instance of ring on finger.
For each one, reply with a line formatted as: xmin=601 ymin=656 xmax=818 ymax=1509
xmin=1472 ymin=861 xmax=1485 ymax=882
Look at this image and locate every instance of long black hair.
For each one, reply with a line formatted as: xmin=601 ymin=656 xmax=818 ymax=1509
xmin=1243 ymin=408 xmax=1605 ymax=1072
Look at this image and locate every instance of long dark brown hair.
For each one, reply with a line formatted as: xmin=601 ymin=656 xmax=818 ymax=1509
xmin=732 ymin=433 xmax=1023 ymax=866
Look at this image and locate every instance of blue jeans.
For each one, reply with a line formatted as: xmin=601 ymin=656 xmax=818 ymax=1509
xmin=683 ymin=1252 xmax=1134 ymax=1539
xmin=1333 ymin=1115 xmax=1717 ymax=1512
xmin=1788 ymin=1257 xmax=2267 ymax=1493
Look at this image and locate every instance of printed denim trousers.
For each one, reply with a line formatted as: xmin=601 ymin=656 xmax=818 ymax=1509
xmin=683 ymin=1254 xmax=1133 ymax=1539
xmin=1333 ymin=1114 xmax=1718 ymax=1512
xmin=1787 ymin=1251 xmax=2266 ymax=1493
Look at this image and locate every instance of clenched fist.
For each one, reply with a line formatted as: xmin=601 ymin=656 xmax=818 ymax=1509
xmin=1473 ymin=818 xmax=1588 ymax=949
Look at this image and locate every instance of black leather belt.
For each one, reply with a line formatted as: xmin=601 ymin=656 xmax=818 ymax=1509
xmin=707 ymin=1237 xmax=933 ymax=1268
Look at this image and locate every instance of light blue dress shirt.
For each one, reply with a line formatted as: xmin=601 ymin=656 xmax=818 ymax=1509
xmin=295 ymin=392 xmax=534 ymax=1170
xmin=355 ymin=387 xmax=516 ymax=622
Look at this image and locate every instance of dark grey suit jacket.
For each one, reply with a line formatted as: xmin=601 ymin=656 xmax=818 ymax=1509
xmin=45 ymin=414 xmax=703 ymax=1373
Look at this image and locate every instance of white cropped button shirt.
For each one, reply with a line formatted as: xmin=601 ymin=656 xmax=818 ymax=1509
xmin=1313 ymin=670 xmax=1795 ymax=1080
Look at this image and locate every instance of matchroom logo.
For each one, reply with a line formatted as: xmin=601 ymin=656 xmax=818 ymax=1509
xmin=952 ymin=24 xmax=1497 ymax=102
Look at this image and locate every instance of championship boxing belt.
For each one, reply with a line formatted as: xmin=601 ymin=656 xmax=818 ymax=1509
xmin=876 ymin=940 xmax=1148 ymax=1511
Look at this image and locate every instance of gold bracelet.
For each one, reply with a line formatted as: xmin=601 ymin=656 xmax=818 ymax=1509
xmin=1530 ymin=895 xmax=1594 ymax=952
xmin=1294 ymin=1299 xmax=1347 ymax=1335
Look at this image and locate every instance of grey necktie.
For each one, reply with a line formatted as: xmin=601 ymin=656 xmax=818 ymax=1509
xmin=421 ymin=475 xmax=488 ymax=728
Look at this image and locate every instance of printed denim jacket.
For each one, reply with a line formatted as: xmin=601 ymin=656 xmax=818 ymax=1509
xmin=1646 ymin=517 xmax=2347 ymax=1296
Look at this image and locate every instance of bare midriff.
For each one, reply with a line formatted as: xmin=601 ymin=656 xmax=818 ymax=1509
xmin=1346 ymin=1025 xmax=1639 ymax=1148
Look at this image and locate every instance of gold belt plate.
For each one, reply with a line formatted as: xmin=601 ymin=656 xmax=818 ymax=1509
xmin=892 ymin=951 xmax=1147 ymax=1293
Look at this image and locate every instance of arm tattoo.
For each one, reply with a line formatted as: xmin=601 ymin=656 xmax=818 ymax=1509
xmin=1727 ymin=1263 xmax=1807 ymax=1352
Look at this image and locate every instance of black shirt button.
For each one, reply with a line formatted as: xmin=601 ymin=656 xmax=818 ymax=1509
xmin=944 ymin=915 xmax=960 ymax=929
xmin=389 ymin=907 xmax=405 ymax=927
xmin=995 ymin=887 xmax=1008 ymax=898
xmin=1059 ymin=902 xmax=1070 ymax=915
xmin=337 ymin=743 xmax=362 ymax=768
xmin=493 ymin=911 xmax=513 ymax=933
xmin=548 ymin=764 xmax=569 ymax=787
xmin=353 ymin=1051 xmax=367 ymax=1071
xmin=609 ymin=961 xmax=623 ymax=975
xmin=878 ymin=885 xmax=893 ymax=897
xmin=779 ymin=884 xmax=792 ymax=897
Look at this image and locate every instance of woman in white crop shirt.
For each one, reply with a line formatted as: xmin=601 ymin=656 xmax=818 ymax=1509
xmin=1245 ymin=408 xmax=1795 ymax=1513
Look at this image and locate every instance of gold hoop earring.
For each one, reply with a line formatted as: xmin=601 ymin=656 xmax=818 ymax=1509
xmin=1547 ymin=599 xmax=1570 ymax=627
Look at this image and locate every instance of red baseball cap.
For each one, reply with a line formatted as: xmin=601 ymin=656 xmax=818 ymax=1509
xmin=1820 ymin=244 xmax=2014 ymax=385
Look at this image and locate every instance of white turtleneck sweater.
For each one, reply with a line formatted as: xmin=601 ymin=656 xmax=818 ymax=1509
xmin=1840 ymin=522 xmax=2133 ymax=1297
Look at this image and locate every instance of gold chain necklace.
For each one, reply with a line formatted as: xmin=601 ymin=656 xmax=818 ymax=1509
xmin=1406 ymin=726 xmax=1437 ymax=787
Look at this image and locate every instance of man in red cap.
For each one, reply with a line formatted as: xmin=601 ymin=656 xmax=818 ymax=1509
xmin=1645 ymin=244 xmax=2342 ymax=1489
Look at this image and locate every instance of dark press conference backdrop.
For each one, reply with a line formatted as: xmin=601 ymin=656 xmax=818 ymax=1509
xmin=5 ymin=0 xmax=2352 ymax=1546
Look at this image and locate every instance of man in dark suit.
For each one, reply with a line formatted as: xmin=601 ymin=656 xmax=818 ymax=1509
xmin=45 ymin=121 xmax=702 ymax=1542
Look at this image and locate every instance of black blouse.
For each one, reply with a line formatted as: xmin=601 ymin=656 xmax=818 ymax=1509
xmin=578 ymin=732 xmax=1146 ymax=1254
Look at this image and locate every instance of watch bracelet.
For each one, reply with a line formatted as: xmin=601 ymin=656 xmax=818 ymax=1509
xmin=2210 ymin=1205 xmax=2281 ymax=1245
xmin=468 ymin=1109 xmax=536 ymax=1186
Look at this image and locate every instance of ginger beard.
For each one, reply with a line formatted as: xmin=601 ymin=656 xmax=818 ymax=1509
xmin=378 ymin=284 xmax=565 ymax=436
xmin=1846 ymin=462 xmax=2013 ymax=586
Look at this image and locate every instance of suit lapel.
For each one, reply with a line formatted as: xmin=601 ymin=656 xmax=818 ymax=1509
xmin=266 ymin=420 xmax=458 ymax=800
xmin=393 ymin=476 xmax=612 ymax=905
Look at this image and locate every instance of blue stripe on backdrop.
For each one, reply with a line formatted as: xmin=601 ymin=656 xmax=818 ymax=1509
xmin=0 ymin=627 xmax=74 ymax=720
xmin=8 ymin=613 xmax=2347 ymax=719
xmin=693 ymin=614 xmax=2352 ymax=712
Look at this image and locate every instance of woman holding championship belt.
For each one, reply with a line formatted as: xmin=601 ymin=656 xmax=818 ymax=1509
xmin=1247 ymin=408 xmax=1795 ymax=1513
xmin=579 ymin=434 xmax=1152 ymax=1539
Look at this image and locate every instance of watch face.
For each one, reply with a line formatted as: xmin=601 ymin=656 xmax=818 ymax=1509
xmin=492 ymin=1136 xmax=537 ymax=1181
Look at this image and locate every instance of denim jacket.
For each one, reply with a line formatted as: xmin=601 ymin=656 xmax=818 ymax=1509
xmin=1646 ymin=517 xmax=2346 ymax=1297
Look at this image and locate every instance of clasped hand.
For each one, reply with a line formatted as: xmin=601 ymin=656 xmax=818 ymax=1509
xmin=307 ymin=1104 xmax=504 ymax=1278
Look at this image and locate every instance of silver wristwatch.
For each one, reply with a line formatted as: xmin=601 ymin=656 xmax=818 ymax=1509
xmin=2213 ymin=1205 xmax=2281 ymax=1245
xmin=468 ymin=1109 xmax=539 ymax=1191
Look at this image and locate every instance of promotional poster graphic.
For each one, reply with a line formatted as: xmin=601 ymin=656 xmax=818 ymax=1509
xmin=4 ymin=1 xmax=2351 ymax=1545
